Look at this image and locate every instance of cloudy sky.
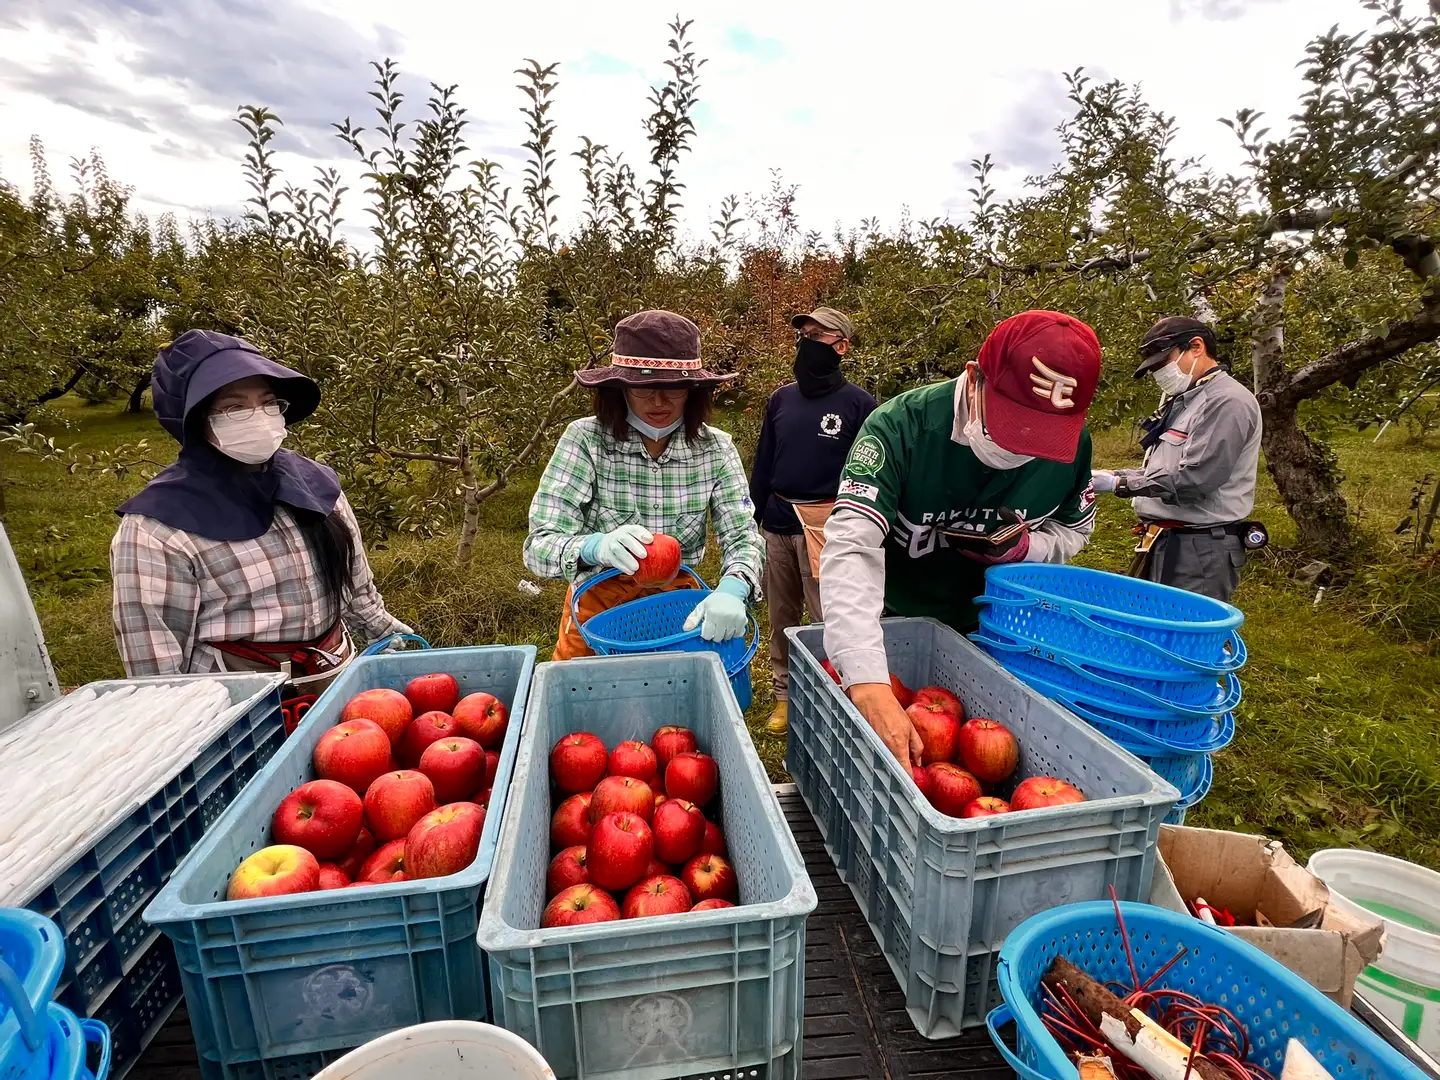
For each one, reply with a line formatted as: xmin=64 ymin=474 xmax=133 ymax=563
xmin=0 ymin=0 xmax=1379 ymax=247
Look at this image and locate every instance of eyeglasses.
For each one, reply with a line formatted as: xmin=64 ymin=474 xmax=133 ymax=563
xmin=796 ymin=328 xmax=844 ymax=343
xmin=213 ymin=400 xmax=290 ymax=421
xmin=627 ymin=387 xmax=690 ymax=402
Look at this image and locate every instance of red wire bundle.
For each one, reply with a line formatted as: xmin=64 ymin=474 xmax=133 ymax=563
xmin=1035 ymin=890 xmax=1277 ymax=1080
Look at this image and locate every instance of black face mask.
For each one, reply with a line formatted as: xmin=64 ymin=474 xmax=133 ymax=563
xmin=794 ymin=337 xmax=846 ymax=398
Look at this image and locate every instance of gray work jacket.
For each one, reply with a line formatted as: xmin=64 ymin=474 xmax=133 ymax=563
xmin=1117 ymin=370 xmax=1262 ymax=526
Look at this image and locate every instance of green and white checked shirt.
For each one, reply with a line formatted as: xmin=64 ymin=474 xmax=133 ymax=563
xmin=524 ymin=418 xmax=764 ymax=598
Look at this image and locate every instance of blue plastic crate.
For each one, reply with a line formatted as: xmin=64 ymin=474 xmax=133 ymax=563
xmin=7 ymin=673 xmax=285 ymax=1078
xmin=978 ymin=564 xmax=1244 ymax=673
xmin=784 ymin=619 xmax=1180 ymax=1040
xmin=477 ymin=652 xmax=817 ymax=1080
xmin=974 ymin=631 xmax=1243 ymax=716
xmin=143 ymin=645 xmax=536 ymax=1080
xmin=986 ymin=901 xmax=1430 ymax=1080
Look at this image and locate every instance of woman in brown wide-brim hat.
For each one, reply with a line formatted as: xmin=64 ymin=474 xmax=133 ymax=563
xmin=524 ymin=310 xmax=764 ymax=661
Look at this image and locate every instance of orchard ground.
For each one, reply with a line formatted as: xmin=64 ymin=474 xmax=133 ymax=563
xmin=6 ymin=394 xmax=1438 ymax=871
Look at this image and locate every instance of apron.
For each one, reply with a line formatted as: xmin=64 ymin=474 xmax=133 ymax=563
xmin=553 ymin=570 xmax=704 ymax=662
xmin=209 ymin=620 xmax=355 ymax=733
xmin=789 ymin=500 xmax=835 ymax=581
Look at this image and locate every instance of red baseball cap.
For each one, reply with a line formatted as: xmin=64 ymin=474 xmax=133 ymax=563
xmin=975 ymin=310 xmax=1101 ymax=463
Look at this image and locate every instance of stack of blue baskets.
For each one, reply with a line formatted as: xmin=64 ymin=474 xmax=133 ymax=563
xmin=969 ymin=564 xmax=1245 ymax=824
xmin=0 ymin=909 xmax=111 ymax=1080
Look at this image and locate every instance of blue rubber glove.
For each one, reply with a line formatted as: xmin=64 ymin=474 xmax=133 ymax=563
xmin=579 ymin=524 xmax=654 ymax=574
xmin=682 ymin=576 xmax=750 ymax=642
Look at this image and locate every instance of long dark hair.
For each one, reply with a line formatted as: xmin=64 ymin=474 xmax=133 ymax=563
xmin=298 ymin=511 xmax=355 ymax=607
xmin=593 ymin=385 xmax=714 ymax=442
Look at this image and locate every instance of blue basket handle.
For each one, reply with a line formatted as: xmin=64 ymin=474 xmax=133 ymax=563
xmin=1174 ymin=753 xmax=1214 ymax=808
xmin=974 ymin=594 xmax=1246 ymax=674
xmin=974 ymin=632 xmax=1242 ymax=717
xmin=570 ymin=564 xmax=708 ymax=652
xmin=1058 ymin=696 xmax=1236 ymax=755
xmin=0 ymin=955 xmax=46 ymax=1052
xmin=725 ymin=613 xmax=762 ymax=678
xmin=361 ymin=633 xmax=431 ymax=657
xmin=82 ymin=1019 xmax=112 ymax=1080
xmin=984 ymin=1003 xmax=1056 ymax=1080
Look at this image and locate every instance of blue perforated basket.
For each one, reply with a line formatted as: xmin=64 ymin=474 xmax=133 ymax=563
xmin=986 ymin=901 xmax=1430 ymax=1080
xmin=1 ymin=910 xmax=66 ymax=1080
xmin=571 ymin=565 xmax=759 ymax=710
xmin=978 ymin=565 xmax=1244 ymax=674
xmin=1139 ymin=750 xmax=1211 ymax=809
xmin=973 ymin=632 xmax=1242 ymax=717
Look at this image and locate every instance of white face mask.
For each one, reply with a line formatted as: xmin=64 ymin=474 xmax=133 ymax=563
xmin=208 ymin=411 xmax=287 ymax=464
xmin=1151 ymin=359 xmax=1193 ymax=398
xmin=626 ymin=408 xmax=684 ymax=441
xmin=961 ymin=372 xmax=1035 ymax=471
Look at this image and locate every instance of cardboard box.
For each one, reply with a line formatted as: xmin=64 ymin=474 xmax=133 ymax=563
xmin=1149 ymin=824 xmax=1385 ymax=1008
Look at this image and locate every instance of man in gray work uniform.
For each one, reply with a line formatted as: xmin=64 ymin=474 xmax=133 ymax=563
xmin=1091 ymin=317 xmax=1261 ymax=604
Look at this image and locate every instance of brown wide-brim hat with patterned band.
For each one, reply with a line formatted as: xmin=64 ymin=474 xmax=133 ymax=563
xmin=575 ymin=309 xmax=738 ymax=388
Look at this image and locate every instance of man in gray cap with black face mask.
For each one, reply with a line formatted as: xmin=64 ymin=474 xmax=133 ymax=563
xmin=1091 ymin=317 xmax=1262 ymax=604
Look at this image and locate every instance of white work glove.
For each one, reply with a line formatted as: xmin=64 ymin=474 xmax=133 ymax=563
xmin=580 ymin=524 xmax=654 ymax=574
xmin=1090 ymin=470 xmax=1118 ymax=494
xmin=682 ymin=576 xmax=750 ymax=642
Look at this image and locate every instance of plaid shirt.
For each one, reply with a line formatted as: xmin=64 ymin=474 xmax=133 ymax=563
xmin=110 ymin=492 xmax=405 ymax=676
xmin=524 ymin=418 xmax=764 ymax=597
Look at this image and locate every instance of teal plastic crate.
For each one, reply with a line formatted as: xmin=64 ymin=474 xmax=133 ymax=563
xmin=9 ymin=673 xmax=285 ymax=1080
xmin=143 ymin=645 xmax=536 ymax=1080
xmin=784 ymin=618 xmax=1179 ymax=1040
xmin=477 ymin=652 xmax=817 ymax=1080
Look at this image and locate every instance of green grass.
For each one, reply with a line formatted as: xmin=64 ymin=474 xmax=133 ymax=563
xmin=5 ymin=396 xmax=1437 ymax=870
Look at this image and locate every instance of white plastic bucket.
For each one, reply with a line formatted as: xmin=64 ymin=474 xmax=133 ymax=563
xmin=1308 ymin=848 xmax=1440 ymax=1057
xmin=311 ymin=1022 xmax=554 ymax=1080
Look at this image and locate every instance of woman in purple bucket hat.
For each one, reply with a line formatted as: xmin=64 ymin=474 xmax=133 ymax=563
xmin=524 ymin=310 xmax=764 ymax=661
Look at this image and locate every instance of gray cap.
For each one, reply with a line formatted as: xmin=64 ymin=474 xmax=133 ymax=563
xmin=791 ymin=307 xmax=855 ymax=341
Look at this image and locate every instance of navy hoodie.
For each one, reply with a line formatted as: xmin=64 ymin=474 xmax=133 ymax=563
xmin=749 ymin=381 xmax=878 ymax=535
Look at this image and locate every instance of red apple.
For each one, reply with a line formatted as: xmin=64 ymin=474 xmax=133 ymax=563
xmin=622 ymin=875 xmax=692 ymax=919
xmin=359 ymin=837 xmax=407 ymax=882
xmin=700 ymin=820 xmax=727 ymax=856
xmin=652 ymin=798 xmax=705 ymax=866
xmin=418 ymin=737 xmax=486 ymax=803
xmin=550 ymin=732 xmax=608 ymax=794
xmin=911 ymin=766 xmax=934 ymax=800
xmin=691 ymin=898 xmax=735 ymax=912
xmin=820 ymin=659 xmax=842 ymax=685
xmin=399 ymin=710 xmax=457 ymax=768
xmin=644 ymin=858 xmax=670 ymax=878
xmin=907 ymin=700 xmax=961 ymax=765
xmin=925 ymin=762 xmax=983 ymax=817
xmin=404 ymin=802 xmax=484 ymax=879
xmin=272 ymin=779 xmax=364 ymax=860
xmin=913 ymin=685 xmax=965 ymax=721
xmin=316 ymin=863 xmax=351 ymax=890
xmin=963 ymin=796 xmax=1012 ymax=818
xmin=957 ymin=717 xmax=1020 ymax=783
xmin=608 ymin=740 xmax=659 ymax=784
xmin=227 ymin=845 xmax=320 ymax=900
xmin=405 ymin=672 xmax=460 ymax=715
xmin=313 ymin=719 xmax=393 ymax=795
xmin=340 ymin=688 xmax=412 ymax=747
xmin=650 ymin=726 xmax=698 ymax=772
xmin=483 ymin=750 xmax=500 ymax=790
xmin=587 ymin=812 xmax=654 ymax=893
xmin=665 ymin=752 xmax=719 ymax=807
xmin=589 ymin=775 xmax=655 ymax=824
xmin=680 ymin=853 xmax=738 ymax=904
xmin=890 ymin=674 xmax=916 ymax=709
xmin=632 ymin=533 xmax=681 ymax=587
xmin=363 ymin=770 xmax=437 ymax=841
xmin=653 ymin=792 xmax=667 ymax=812
xmin=453 ymin=692 xmax=509 ymax=749
xmin=547 ymin=846 xmax=590 ymax=897
xmin=551 ymin=792 xmax=594 ymax=850
xmin=1011 ymin=776 xmax=1086 ymax=810
xmin=542 ymin=883 xmax=620 ymax=928
xmin=336 ymin=827 xmax=376 ymax=881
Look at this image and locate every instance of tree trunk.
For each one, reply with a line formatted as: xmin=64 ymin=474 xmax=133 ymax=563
xmin=1261 ymin=401 xmax=1353 ymax=549
xmin=455 ymin=384 xmax=481 ymax=567
xmin=127 ymin=373 xmax=151 ymax=413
